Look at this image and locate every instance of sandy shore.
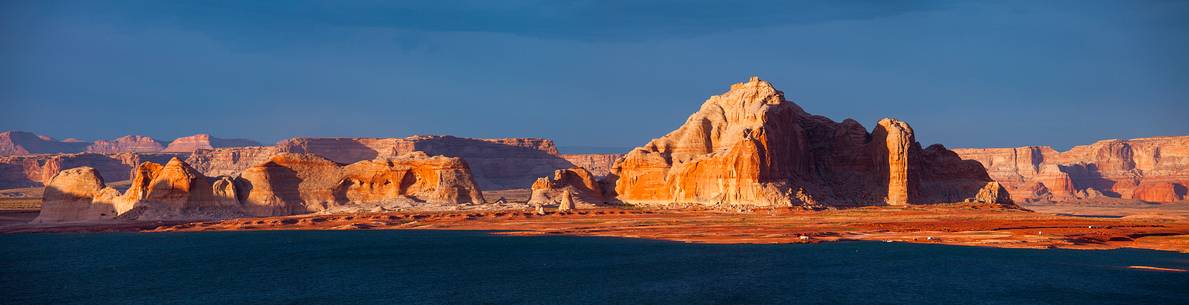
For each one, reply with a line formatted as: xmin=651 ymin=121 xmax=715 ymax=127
xmin=5 ymin=204 xmax=1187 ymax=253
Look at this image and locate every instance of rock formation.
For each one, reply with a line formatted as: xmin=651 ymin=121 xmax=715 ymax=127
xmin=561 ymin=154 xmax=623 ymax=177
xmin=340 ymin=152 xmax=485 ymax=206
xmin=604 ymin=77 xmax=1008 ymax=208
xmin=238 ymin=152 xmax=484 ymax=216
xmin=953 ymin=136 xmax=1189 ymax=203
xmin=163 ymin=134 xmax=262 ymax=153
xmin=34 ymin=153 xmax=486 ymax=222
xmin=529 ymin=167 xmax=606 ymax=205
xmin=185 ymin=146 xmax=280 ymax=177
xmin=116 ymin=157 xmax=242 ymax=220
xmin=276 ymin=135 xmax=573 ymax=190
xmin=32 ymin=167 xmax=117 ymax=223
xmin=0 ymin=153 xmax=177 ymax=188
xmin=85 ymin=135 xmax=165 ymax=154
xmin=558 ymin=189 xmax=575 ymax=212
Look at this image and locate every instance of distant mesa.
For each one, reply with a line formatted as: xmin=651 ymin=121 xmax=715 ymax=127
xmin=162 ymin=134 xmax=261 ymax=153
xmin=954 ymin=136 xmax=1189 ymax=203
xmin=86 ymin=135 xmax=166 ymax=154
xmin=0 ymin=131 xmax=89 ymax=155
xmin=0 ymin=131 xmax=257 ymax=155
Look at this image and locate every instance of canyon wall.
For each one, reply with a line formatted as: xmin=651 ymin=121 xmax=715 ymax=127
xmin=604 ymin=77 xmax=1008 ymax=208
xmin=953 ymin=136 xmax=1189 ymax=203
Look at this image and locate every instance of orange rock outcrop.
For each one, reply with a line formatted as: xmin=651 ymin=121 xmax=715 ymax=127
xmin=238 ymin=152 xmax=484 ymax=216
xmin=954 ymin=136 xmax=1189 ymax=203
xmin=33 ymin=153 xmax=485 ymax=222
xmin=606 ymin=77 xmax=1008 ymax=208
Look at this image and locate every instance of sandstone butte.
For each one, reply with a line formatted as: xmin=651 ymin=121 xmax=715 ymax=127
xmin=953 ymin=136 xmax=1189 ymax=203
xmin=33 ymin=153 xmax=485 ymax=223
xmin=543 ymin=77 xmax=1013 ymax=208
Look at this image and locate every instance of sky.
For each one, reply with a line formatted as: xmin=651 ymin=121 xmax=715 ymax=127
xmin=1 ymin=0 xmax=1187 ymax=152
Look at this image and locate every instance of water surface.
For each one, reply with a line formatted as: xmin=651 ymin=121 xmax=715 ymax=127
xmin=1 ymin=230 xmax=1186 ymax=304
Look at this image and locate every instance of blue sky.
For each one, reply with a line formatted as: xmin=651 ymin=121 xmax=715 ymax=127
xmin=2 ymin=0 xmax=1186 ymax=152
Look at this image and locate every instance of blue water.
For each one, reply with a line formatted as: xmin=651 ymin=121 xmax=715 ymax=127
xmin=1 ymin=231 xmax=1186 ymax=305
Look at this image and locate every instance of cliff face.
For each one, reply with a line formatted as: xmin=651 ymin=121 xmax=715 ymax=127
xmin=85 ymin=135 xmax=165 ymax=154
xmin=185 ymin=146 xmax=280 ymax=177
xmin=34 ymin=153 xmax=485 ymax=222
xmin=561 ymin=154 xmax=623 ymax=177
xmin=606 ymin=77 xmax=1006 ymax=208
xmin=954 ymin=136 xmax=1189 ymax=203
xmin=162 ymin=134 xmax=262 ymax=153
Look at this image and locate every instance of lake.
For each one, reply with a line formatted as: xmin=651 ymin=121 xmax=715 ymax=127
xmin=1 ymin=230 xmax=1186 ymax=304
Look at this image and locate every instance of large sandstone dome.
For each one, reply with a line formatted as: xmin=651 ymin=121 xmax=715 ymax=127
xmin=607 ymin=77 xmax=1008 ymax=208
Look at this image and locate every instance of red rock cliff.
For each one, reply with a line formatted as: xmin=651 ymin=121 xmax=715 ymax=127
xmin=954 ymin=136 xmax=1189 ymax=203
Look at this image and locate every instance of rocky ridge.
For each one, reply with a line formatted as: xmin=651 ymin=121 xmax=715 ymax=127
xmin=953 ymin=136 xmax=1189 ymax=203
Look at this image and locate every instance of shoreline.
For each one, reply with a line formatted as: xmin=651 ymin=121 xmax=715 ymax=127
xmin=4 ymin=205 xmax=1187 ymax=253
